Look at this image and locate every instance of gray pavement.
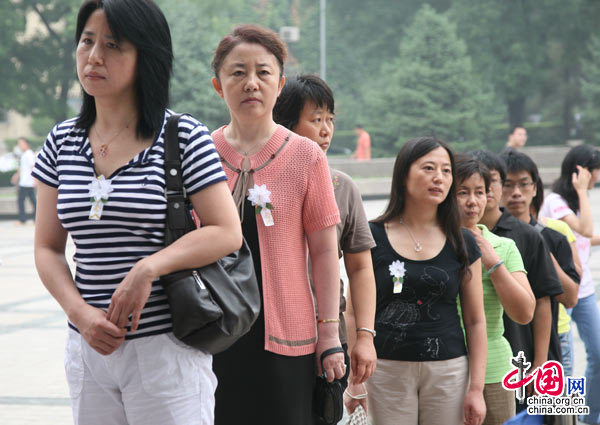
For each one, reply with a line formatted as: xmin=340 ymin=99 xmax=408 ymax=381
xmin=1 ymin=193 xmax=600 ymax=425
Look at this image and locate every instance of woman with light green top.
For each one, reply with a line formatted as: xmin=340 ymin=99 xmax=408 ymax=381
xmin=455 ymin=156 xmax=535 ymax=425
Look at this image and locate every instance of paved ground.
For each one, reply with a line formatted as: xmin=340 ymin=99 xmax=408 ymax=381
xmin=1 ymin=194 xmax=599 ymax=425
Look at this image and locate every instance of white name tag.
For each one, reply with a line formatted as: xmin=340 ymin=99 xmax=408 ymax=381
xmin=89 ymin=200 xmax=104 ymax=220
xmin=261 ymin=208 xmax=274 ymax=227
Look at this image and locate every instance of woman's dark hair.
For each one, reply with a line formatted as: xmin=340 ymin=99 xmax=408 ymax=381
xmin=552 ymin=144 xmax=600 ymax=213
xmin=501 ymin=150 xmax=542 ymax=216
xmin=455 ymin=155 xmax=491 ymax=192
xmin=75 ymin=0 xmax=172 ymax=139
xmin=532 ymin=176 xmax=545 ymax=217
xmin=212 ymin=24 xmax=287 ymax=79
xmin=273 ymin=74 xmax=335 ymax=131
xmin=374 ymin=137 xmax=471 ymax=280
xmin=469 ymin=149 xmax=507 ymax=183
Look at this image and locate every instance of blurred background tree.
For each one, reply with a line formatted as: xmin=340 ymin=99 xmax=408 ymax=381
xmin=366 ymin=5 xmax=488 ymax=152
xmin=4 ymin=0 xmax=600 ymax=154
xmin=581 ymin=34 xmax=600 ymax=145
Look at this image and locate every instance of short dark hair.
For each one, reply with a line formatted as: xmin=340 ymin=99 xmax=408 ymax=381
xmin=455 ymin=155 xmax=491 ymax=192
xmin=273 ymin=74 xmax=334 ymax=131
xmin=374 ymin=137 xmax=470 ymax=280
xmin=75 ymin=0 xmax=173 ymax=139
xmin=212 ymin=24 xmax=287 ymax=79
xmin=552 ymin=144 xmax=600 ymax=213
xmin=469 ymin=150 xmax=507 ymax=183
xmin=355 ymin=124 xmax=363 ymax=129
xmin=510 ymin=125 xmax=526 ymax=135
xmin=502 ymin=150 xmax=541 ymax=213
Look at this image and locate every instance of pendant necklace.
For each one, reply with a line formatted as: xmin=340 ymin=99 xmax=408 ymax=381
xmin=399 ymin=217 xmax=423 ymax=252
xmin=93 ymin=117 xmax=135 ymax=158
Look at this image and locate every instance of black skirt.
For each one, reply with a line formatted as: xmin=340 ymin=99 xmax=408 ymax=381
xmin=213 ymin=199 xmax=316 ymax=425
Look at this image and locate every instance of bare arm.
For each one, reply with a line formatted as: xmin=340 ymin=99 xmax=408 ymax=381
xmin=344 ymin=250 xmax=377 ymax=384
xmin=560 ymin=166 xmax=594 ymax=237
xmin=531 ymin=296 xmax=551 ymax=391
xmin=570 ymin=242 xmax=582 ymax=276
xmin=107 ymin=181 xmax=243 ymax=331
xmin=460 ymin=259 xmax=487 ymax=425
xmin=34 ymin=182 xmax=126 ymax=355
xmin=550 ymin=254 xmax=579 ymax=309
xmin=308 ymin=225 xmax=345 ymax=382
xmin=591 ymin=235 xmax=600 ymax=246
xmin=469 ymin=228 xmax=534 ymax=324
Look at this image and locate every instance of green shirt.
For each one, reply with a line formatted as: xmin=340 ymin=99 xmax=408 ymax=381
xmin=459 ymin=224 xmax=526 ymax=384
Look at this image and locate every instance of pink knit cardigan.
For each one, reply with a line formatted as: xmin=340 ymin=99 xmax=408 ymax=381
xmin=212 ymin=125 xmax=340 ymax=356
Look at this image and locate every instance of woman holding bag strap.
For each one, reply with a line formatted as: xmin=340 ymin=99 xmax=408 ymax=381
xmin=209 ymin=25 xmax=345 ymax=425
xmin=32 ymin=1 xmax=240 ymax=424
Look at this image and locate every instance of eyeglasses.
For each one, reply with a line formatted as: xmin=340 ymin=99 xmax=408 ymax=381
xmin=502 ymin=181 xmax=535 ymax=192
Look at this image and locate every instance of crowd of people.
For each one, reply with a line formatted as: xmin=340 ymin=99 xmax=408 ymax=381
xmin=28 ymin=1 xmax=600 ymax=425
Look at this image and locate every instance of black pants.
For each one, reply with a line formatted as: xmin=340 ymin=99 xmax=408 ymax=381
xmin=17 ymin=186 xmax=36 ymax=223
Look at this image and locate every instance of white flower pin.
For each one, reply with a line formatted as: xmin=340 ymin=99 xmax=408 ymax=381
xmin=389 ymin=260 xmax=406 ymax=294
xmin=248 ymin=183 xmax=274 ymax=226
xmin=88 ymin=175 xmax=113 ymax=220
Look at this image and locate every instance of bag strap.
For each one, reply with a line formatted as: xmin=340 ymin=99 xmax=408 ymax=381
xmin=320 ymin=346 xmax=345 ymax=375
xmin=163 ymin=114 xmax=194 ymax=242
xmin=532 ymin=221 xmax=545 ymax=234
xmin=164 ymin=114 xmax=184 ymax=195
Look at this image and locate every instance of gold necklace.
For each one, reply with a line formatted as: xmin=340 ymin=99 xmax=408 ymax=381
xmin=399 ymin=217 xmax=423 ymax=252
xmin=93 ymin=118 xmax=135 ymax=158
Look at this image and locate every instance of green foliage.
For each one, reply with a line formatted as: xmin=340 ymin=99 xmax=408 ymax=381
xmin=582 ymin=35 xmax=600 ymax=145
xmin=366 ymin=5 xmax=485 ymax=150
xmin=11 ymin=0 xmax=80 ymax=123
xmin=0 ymin=1 xmax=26 ymax=110
xmin=0 ymin=171 xmax=14 ymax=187
xmin=3 ymin=0 xmax=600 ymax=156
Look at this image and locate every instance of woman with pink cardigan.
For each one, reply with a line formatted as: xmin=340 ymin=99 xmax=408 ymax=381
xmin=209 ymin=25 xmax=345 ymax=424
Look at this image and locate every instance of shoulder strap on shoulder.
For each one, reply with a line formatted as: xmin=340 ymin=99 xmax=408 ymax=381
xmin=164 ymin=114 xmax=183 ymax=193
xmin=533 ymin=222 xmax=545 ymax=234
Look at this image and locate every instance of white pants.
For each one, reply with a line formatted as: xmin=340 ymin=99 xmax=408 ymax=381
xmin=64 ymin=329 xmax=217 ymax=425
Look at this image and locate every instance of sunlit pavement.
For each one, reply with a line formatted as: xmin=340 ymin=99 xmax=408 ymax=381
xmin=1 ymin=191 xmax=599 ymax=425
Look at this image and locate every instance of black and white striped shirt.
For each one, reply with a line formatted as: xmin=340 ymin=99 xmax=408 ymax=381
xmin=33 ymin=110 xmax=227 ymax=339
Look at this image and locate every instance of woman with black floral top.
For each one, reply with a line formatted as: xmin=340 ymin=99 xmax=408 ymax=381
xmin=367 ymin=137 xmax=487 ymax=425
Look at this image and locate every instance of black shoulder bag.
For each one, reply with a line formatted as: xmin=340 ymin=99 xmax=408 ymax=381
xmin=314 ymin=346 xmax=345 ymax=425
xmin=159 ymin=114 xmax=260 ymax=354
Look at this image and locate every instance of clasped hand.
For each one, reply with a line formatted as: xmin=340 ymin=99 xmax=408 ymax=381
xmin=75 ymin=259 xmax=155 ymax=356
xmin=107 ymin=259 xmax=155 ymax=331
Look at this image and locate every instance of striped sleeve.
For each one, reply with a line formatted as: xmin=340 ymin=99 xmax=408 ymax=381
xmin=32 ymin=124 xmax=62 ymax=187
xmin=179 ymin=116 xmax=227 ymax=195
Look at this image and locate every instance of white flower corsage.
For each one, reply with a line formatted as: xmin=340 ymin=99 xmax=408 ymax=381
xmin=389 ymin=260 xmax=406 ymax=294
xmin=88 ymin=175 xmax=113 ymax=220
xmin=248 ymin=183 xmax=274 ymax=226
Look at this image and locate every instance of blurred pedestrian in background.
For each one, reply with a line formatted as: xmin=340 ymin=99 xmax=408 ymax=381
xmin=352 ymin=124 xmax=371 ymax=160
xmin=11 ymin=137 xmax=36 ymax=224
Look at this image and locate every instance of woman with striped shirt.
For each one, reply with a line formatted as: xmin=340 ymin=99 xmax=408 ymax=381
xmin=32 ymin=1 xmax=241 ymax=424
